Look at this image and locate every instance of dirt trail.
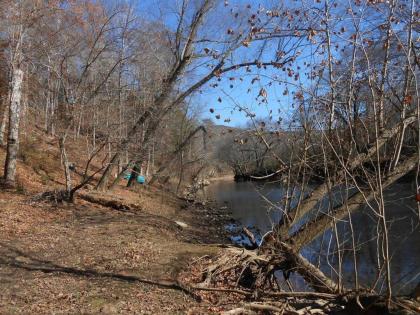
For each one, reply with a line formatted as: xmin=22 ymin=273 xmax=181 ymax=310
xmin=0 ymin=188 xmax=229 ymax=314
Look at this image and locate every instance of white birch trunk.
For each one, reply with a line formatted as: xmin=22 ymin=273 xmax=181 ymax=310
xmin=3 ymin=68 xmax=24 ymax=185
xmin=59 ymin=136 xmax=72 ymax=193
xmin=0 ymin=96 xmax=9 ymax=146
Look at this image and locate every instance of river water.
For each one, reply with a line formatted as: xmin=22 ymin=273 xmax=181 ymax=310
xmin=205 ymin=180 xmax=420 ymax=294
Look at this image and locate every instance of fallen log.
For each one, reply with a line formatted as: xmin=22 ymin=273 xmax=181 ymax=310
xmin=192 ymin=285 xmax=337 ymax=300
xmin=264 ymin=291 xmax=336 ymax=299
xmin=192 ymin=286 xmax=251 ymax=296
xmin=30 ymin=189 xmax=73 ymax=203
xmin=222 ymin=307 xmax=256 ymax=315
xmin=278 ymin=242 xmax=339 ymax=293
xmin=239 ymin=302 xmax=285 ymax=313
xmin=78 ymin=193 xmax=142 ymax=212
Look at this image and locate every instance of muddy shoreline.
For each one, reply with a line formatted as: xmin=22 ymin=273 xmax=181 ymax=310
xmin=180 ymin=197 xmax=237 ymax=245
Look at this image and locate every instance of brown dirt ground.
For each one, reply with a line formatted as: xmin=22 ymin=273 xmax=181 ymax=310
xmin=0 ymin=128 xmax=231 ymax=314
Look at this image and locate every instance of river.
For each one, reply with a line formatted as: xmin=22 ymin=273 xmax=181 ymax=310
xmin=205 ymin=179 xmax=420 ymax=294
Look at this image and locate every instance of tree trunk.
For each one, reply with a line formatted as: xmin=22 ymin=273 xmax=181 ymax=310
xmin=127 ymin=162 xmax=141 ymax=187
xmin=278 ymin=242 xmax=339 ymax=293
xmin=109 ymin=160 xmax=134 ymax=190
xmin=289 ymin=154 xmax=418 ymax=249
xmin=176 ymin=152 xmax=184 ymax=195
xmin=59 ymin=136 xmax=72 ymax=196
xmin=95 ymin=0 xmax=213 ymax=191
xmin=149 ymin=126 xmax=206 ymax=185
xmin=274 ymin=115 xmax=417 ymax=239
xmin=3 ymin=68 xmax=23 ymax=186
xmin=96 ymin=110 xmax=151 ymax=190
xmin=0 ymin=95 xmax=9 ymax=146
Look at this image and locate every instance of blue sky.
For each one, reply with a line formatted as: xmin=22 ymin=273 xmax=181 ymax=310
xmin=108 ymin=0 xmax=396 ymax=128
xmin=127 ymin=0 xmax=325 ymax=128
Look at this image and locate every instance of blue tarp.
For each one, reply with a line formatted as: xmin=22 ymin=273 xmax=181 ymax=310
xmin=123 ymin=172 xmax=146 ymax=184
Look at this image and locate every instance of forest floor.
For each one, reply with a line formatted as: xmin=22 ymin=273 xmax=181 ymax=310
xmin=0 ymin=128 xmax=234 ymax=314
xmin=0 ymin=187 xmax=234 ymax=314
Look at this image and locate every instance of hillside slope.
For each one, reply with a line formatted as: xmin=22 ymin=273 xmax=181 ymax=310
xmin=0 ymin=127 xmax=229 ymax=314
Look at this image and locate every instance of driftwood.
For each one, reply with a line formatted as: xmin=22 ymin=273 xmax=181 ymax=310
xmin=222 ymin=302 xmax=286 ymax=315
xmin=195 ymin=246 xmax=338 ymax=295
xmin=220 ymin=296 xmax=420 ymax=315
xmin=193 ymin=285 xmax=337 ymax=300
xmin=242 ymin=227 xmax=258 ymax=248
xmin=221 ymin=308 xmax=256 ymax=315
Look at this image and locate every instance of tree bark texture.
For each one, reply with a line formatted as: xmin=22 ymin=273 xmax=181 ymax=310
xmin=3 ymin=68 xmax=23 ymax=186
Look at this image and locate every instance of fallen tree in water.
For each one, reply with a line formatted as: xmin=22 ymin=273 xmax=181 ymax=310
xmin=185 ymin=149 xmax=419 ymax=312
xmin=287 ymin=155 xmax=418 ymax=249
xmin=182 ymin=247 xmax=420 ymax=314
xmin=273 ymin=115 xmax=418 ymax=240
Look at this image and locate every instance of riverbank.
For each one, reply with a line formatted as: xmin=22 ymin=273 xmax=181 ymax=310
xmin=1 ymin=129 xmax=418 ymax=314
xmin=1 ymin=180 xmax=419 ymax=315
xmin=0 ymin=181 xmax=237 ymax=314
xmin=209 ymin=174 xmax=235 ymax=182
xmin=200 ymin=180 xmax=420 ymax=314
xmin=0 ymin=126 xmax=241 ymax=314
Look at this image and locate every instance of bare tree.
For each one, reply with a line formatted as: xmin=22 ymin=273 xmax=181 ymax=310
xmin=2 ymin=1 xmax=25 ymax=187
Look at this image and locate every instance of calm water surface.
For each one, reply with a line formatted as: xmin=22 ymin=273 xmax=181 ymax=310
xmin=206 ymin=180 xmax=420 ymax=294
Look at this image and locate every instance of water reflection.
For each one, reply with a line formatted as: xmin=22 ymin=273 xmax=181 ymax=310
xmin=206 ymin=180 xmax=420 ymax=294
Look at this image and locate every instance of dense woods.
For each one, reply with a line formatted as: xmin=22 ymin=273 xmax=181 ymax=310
xmin=0 ymin=0 xmax=419 ymax=314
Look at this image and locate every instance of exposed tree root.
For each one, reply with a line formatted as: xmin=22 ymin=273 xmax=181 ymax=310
xmin=30 ymin=189 xmax=73 ymax=204
xmin=195 ymin=246 xmax=338 ymax=295
xmin=195 ymin=247 xmax=277 ymax=291
xmin=186 ymin=250 xmax=420 ymax=314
